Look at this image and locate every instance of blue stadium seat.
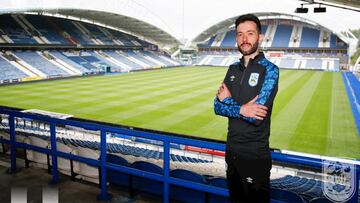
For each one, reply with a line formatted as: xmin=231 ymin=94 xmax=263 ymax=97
xmin=81 ymin=22 xmax=114 ymax=45
xmin=144 ymin=51 xmax=174 ymax=66
xmin=0 ymin=14 xmax=37 ymax=44
xmin=126 ymin=50 xmax=155 ymax=67
xmin=15 ymin=51 xmax=69 ymax=76
xmin=208 ymin=177 xmax=230 ymax=203
xmin=261 ymin=25 xmax=268 ymax=35
xmin=0 ymin=55 xmax=29 ymax=80
xmin=272 ymin=25 xmax=292 ymax=47
xmin=300 ymin=27 xmax=320 ymax=48
xmin=279 ymin=58 xmax=295 ymax=69
xmin=170 ymin=169 xmax=207 ymax=203
xmin=24 ymin=15 xmax=69 ymax=44
xmin=130 ymin=161 xmax=163 ymax=196
xmin=271 ymin=188 xmax=305 ymax=203
xmin=106 ymin=154 xmax=130 ymax=187
xmin=309 ymin=197 xmax=334 ymax=203
xmin=51 ymin=17 xmax=93 ymax=45
xmin=207 ymin=35 xmax=216 ymax=46
xmin=103 ymin=50 xmax=143 ymax=70
xmin=220 ymin=30 xmax=236 ymax=47
xmin=51 ymin=51 xmax=90 ymax=73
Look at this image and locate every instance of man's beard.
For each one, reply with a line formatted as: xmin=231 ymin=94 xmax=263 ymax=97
xmin=237 ymin=41 xmax=259 ymax=56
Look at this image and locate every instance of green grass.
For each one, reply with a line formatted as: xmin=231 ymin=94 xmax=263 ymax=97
xmin=0 ymin=67 xmax=359 ymax=159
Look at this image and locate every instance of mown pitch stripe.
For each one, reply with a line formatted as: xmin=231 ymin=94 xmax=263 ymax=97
xmin=271 ymin=71 xmax=322 ymax=149
xmin=272 ymin=71 xmax=314 ymax=119
xmin=99 ymin=71 xmax=222 ymax=121
xmin=277 ymin=70 xmax=308 ymax=94
xmin=288 ymin=72 xmax=332 ymax=154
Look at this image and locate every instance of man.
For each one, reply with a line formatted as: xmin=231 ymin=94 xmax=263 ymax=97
xmin=214 ymin=14 xmax=279 ymax=203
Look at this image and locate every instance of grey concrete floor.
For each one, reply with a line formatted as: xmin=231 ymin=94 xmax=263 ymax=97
xmin=0 ymin=156 xmax=162 ymax=203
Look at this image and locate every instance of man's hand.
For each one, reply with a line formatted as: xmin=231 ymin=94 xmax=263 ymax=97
xmin=240 ymin=96 xmax=268 ymax=120
xmin=216 ymin=83 xmax=231 ymax=101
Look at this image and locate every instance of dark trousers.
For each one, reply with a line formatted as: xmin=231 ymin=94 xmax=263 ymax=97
xmin=225 ymin=150 xmax=272 ymax=203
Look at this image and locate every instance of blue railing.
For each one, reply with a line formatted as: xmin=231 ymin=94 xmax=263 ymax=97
xmin=0 ymin=108 xmax=359 ymax=203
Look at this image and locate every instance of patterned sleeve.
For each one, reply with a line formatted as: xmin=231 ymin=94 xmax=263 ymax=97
xmin=214 ymin=97 xmax=256 ymax=122
xmin=256 ymin=59 xmax=279 ymax=106
xmin=214 ymin=97 xmax=241 ymax=118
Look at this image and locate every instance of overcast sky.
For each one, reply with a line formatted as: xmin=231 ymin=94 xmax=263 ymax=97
xmin=1 ymin=0 xmax=360 ymax=40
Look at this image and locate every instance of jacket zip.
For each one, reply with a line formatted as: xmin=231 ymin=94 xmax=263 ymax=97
xmin=240 ymin=66 xmax=247 ymax=85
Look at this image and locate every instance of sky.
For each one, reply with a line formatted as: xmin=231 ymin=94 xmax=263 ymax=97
xmin=1 ymin=0 xmax=360 ymax=41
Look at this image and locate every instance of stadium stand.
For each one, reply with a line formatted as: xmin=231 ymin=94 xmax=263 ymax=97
xmin=23 ymin=15 xmax=68 ymax=44
xmin=300 ymin=27 xmax=321 ymax=48
xmin=0 ymin=14 xmax=37 ymax=44
xmin=51 ymin=17 xmax=94 ymax=45
xmin=0 ymin=13 xmax=181 ymax=84
xmin=14 ymin=51 xmax=70 ymax=77
xmin=49 ymin=51 xmax=92 ymax=74
xmin=103 ymin=50 xmax=143 ymax=70
xmin=195 ymin=18 xmax=348 ymax=70
xmin=197 ymin=21 xmax=347 ymax=50
xmin=220 ymin=30 xmax=236 ymax=47
xmin=0 ymin=54 xmax=29 ymax=81
xmin=272 ymin=25 xmax=293 ymax=48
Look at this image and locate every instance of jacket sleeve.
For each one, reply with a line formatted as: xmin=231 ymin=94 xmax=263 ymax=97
xmin=214 ymin=66 xmax=242 ymax=118
xmin=251 ymin=61 xmax=279 ymax=126
xmin=214 ymin=65 xmax=243 ymax=118
xmin=214 ymin=97 xmax=241 ymax=118
xmin=214 ymin=96 xmax=257 ymax=121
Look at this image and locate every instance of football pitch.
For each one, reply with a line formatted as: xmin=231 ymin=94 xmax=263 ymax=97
xmin=0 ymin=67 xmax=359 ymax=159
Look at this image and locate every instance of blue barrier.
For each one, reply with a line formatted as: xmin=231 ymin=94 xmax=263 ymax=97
xmin=0 ymin=108 xmax=359 ymax=203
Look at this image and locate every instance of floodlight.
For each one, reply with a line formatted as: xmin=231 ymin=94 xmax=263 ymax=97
xmin=295 ymin=5 xmax=308 ymax=13
xmin=314 ymin=7 xmax=326 ymax=13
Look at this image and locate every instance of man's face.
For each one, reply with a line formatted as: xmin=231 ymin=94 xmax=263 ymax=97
xmin=236 ymin=21 xmax=261 ymax=56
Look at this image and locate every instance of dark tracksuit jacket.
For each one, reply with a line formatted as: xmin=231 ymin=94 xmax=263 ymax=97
xmin=214 ymin=52 xmax=279 ymax=159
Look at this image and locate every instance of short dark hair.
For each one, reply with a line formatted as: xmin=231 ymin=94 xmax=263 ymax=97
xmin=235 ymin=14 xmax=261 ymax=33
